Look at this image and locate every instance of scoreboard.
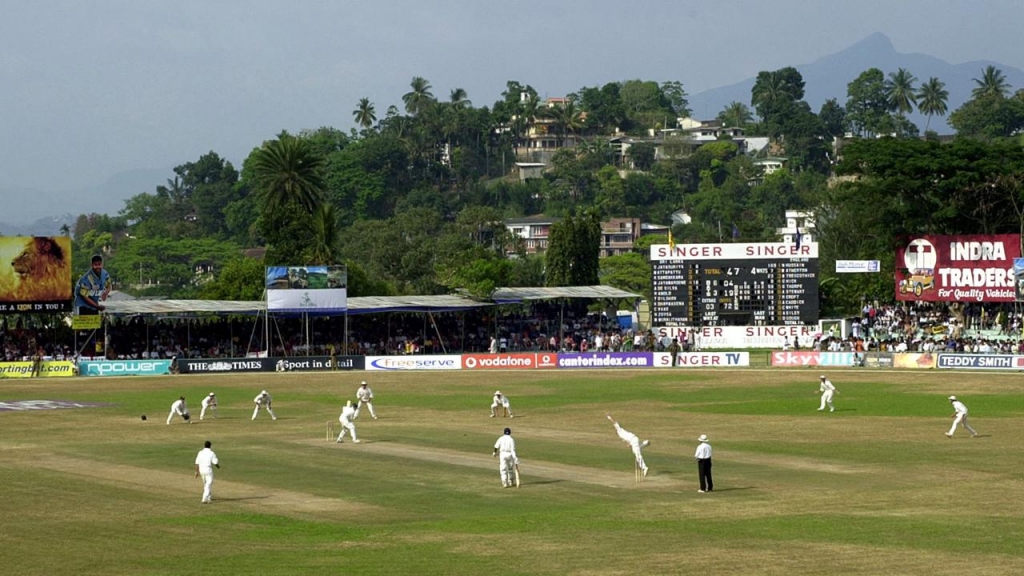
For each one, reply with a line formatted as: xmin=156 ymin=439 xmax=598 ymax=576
xmin=650 ymin=243 xmax=819 ymax=327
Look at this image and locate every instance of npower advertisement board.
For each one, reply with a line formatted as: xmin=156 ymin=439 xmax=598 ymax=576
xmin=896 ymin=234 xmax=1021 ymax=302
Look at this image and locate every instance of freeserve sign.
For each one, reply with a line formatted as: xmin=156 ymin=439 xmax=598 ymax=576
xmin=366 ymin=355 xmax=462 ymax=371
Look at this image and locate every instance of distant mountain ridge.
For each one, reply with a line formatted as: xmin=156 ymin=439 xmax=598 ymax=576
xmin=688 ymin=32 xmax=1024 ymax=132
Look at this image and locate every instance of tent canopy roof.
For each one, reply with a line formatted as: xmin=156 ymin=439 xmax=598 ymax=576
xmin=100 ymin=286 xmax=640 ymax=317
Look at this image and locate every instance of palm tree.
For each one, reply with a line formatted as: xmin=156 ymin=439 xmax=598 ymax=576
xmin=884 ymin=68 xmax=918 ymax=117
xmin=917 ymin=77 xmax=949 ymax=132
xmin=402 ymin=76 xmax=435 ymax=115
xmin=250 ymin=134 xmax=326 ymax=215
xmin=353 ymin=98 xmax=376 ymax=130
xmin=972 ymin=65 xmax=1010 ymax=99
xmin=307 ymin=203 xmax=340 ymax=265
xmin=449 ymin=88 xmax=472 ymax=109
xmin=717 ymin=101 xmax=753 ymax=128
xmin=553 ymin=101 xmax=584 ymax=147
xmin=59 ymin=223 xmax=70 ymax=237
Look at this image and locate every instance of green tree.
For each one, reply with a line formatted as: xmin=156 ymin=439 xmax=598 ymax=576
xmin=818 ymin=98 xmax=847 ymax=139
xmin=545 ymin=210 xmax=601 ymax=286
xmin=917 ymin=77 xmax=949 ymax=132
xmin=884 ymin=68 xmax=918 ymax=134
xmin=660 ymin=80 xmax=690 ymax=117
xmin=846 ymin=68 xmax=892 ymax=137
xmin=599 ymin=252 xmax=651 ymax=301
xmin=750 ymin=67 xmax=805 ymax=136
xmin=353 ymin=98 xmax=376 ymax=130
xmin=628 ymin=142 xmax=656 ymax=171
xmin=449 ymin=88 xmax=472 ymax=109
xmin=972 ymin=65 xmax=1010 ymax=99
xmin=717 ymin=101 xmax=753 ymax=129
xmin=403 ymin=76 xmax=436 ymax=116
xmin=948 ymin=92 xmax=1024 ymax=140
xmin=307 ymin=203 xmax=341 ymax=265
xmin=250 ymin=134 xmax=326 ymax=215
xmin=199 ymin=257 xmax=265 ymax=300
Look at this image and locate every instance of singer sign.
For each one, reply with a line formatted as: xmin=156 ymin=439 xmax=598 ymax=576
xmin=895 ymin=235 xmax=1021 ymax=302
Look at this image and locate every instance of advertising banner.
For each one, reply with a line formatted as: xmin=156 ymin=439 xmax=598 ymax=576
xmin=178 ymin=356 xmax=363 ymax=374
xmin=0 ymin=361 xmax=76 ymax=378
xmin=1015 ymin=258 xmax=1024 ymax=302
xmin=0 ymin=236 xmax=73 ymax=313
xmin=863 ymin=352 xmax=894 ymax=368
xmin=462 ymin=353 xmax=558 ymax=370
xmin=556 ymin=352 xmax=653 ymax=369
xmin=79 ymin=359 xmax=172 ymax=377
xmin=365 ymin=355 xmax=462 ymax=371
xmin=266 ymin=265 xmax=347 ymax=313
xmin=936 ymin=354 xmax=1022 ymax=370
xmin=895 ymin=235 xmax=1021 ymax=302
xmin=655 ymin=325 xmax=819 ymax=349
xmin=836 ymin=260 xmax=880 ymax=273
xmin=654 ymin=352 xmax=749 ymax=367
xmin=892 ymin=353 xmax=937 ymax=369
xmin=771 ymin=351 xmax=820 ymax=366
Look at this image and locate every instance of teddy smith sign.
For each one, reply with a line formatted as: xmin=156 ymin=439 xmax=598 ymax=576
xmin=895 ymin=235 xmax=1021 ymax=302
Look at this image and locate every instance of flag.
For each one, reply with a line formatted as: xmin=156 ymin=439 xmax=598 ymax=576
xmin=731 ymin=223 xmax=740 ymax=239
xmin=794 ymin=228 xmax=803 ymax=249
xmin=668 ymin=230 xmax=676 ymax=251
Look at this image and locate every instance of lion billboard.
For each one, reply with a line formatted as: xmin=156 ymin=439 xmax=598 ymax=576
xmin=0 ymin=236 xmax=73 ymax=313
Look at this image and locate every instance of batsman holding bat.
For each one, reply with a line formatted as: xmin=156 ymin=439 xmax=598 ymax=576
xmin=492 ymin=427 xmax=519 ymax=488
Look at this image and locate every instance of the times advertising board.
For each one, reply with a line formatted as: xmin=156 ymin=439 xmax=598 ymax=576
xmin=0 ymin=236 xmax=73 ymax=313
xmin=895 ymin=235 xmax=1021 ymax=302
xmin=650 ymin=242 xmax=819 ymax=327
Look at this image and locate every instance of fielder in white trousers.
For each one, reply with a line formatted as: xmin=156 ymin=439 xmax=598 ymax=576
xmin=947 ymin=396 xmax=978 ymax=437
xmin=252 ymin=390 xmax=277 ymax=421
xmin=817 ymin=376 xmax=836 ymax=412
xmin=493 ymin=428 xmax=518 ymax=488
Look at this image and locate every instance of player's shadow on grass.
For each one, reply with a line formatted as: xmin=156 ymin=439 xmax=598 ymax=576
xmin=704 ymin=486 xmax=755 ymax=493
xmin=214 ymin=496 xmax=270 ymax=502
xmin=524 ymin=479 xmax=563 ymax=486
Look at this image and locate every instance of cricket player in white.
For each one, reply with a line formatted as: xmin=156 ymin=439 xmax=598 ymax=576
xmin=355 ymin=381 xmax=377 ymax=420
xmin=817 ymin=375 xmax=837 ymax=412
xmin=490 ymin=391 xmax=513 ymax=417
xmin=252 ymin=390 xmax=277 ymax=421
xmin=194 ymin=440 xmax=220 ymax=503
xmin=492 ymin=427 xmax=518 ymax=488
xmin=167 ymin=396 xmax=191 ymax=425
xmin=946 ymin=396 xmax=978 ymax=437
xmin=200 ymin=392 xmax=217 ymax=420
xmin=336 ymin=400 xmax=359 ymax=443
xmin=607 ymin=414 xmax=649 ymax=476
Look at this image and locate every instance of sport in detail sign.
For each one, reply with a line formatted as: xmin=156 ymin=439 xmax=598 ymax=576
xmin=895 ymin=235 xmax=1021 ymax=302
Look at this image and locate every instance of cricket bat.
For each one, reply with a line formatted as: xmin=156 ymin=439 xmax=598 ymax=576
xmin=514 ymin=464 xmax=521 ymax=488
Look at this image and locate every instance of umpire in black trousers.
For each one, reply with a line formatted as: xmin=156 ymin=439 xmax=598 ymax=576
xmin=695 ymin=434 xmax=713 ymax=493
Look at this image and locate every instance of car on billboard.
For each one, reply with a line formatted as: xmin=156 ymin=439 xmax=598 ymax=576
xmin=899 ymin=269 xmax=934 ymax=297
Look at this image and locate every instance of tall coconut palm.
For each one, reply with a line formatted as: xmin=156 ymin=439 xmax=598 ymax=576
xmin=717 ymin=101 xmax=754 ymax=128
xmin=884 ymin=68 xmax=918 ymax=117
xmin=402 ymin=76 xmax=435 ymax=115
xmin=250 ymin=135 xmax=326 ymax=215
xmin=917 ymin=77 xmax=949 ymax=132
xmin=307 ymin=203 xmax=340 ymax=265
xmin=353 ymin=98 xmax=376 ymax=130
xmin=449 ymin=88 xmax=472 ymax=109
xmin=553 ymin=101 xmax=584 ymax=147
xmin=972 ymin=65 xmax=1010 ymax=99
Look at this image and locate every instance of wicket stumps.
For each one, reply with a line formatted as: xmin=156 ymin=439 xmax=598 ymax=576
xmin=635 ymin=462 xmax=644 ymax=484
xmin=326 ymin=421 xmax=334 ymax=441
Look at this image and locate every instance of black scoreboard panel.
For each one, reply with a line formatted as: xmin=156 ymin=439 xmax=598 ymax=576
xmin=652 ymin=258 xmax=819 ymax=326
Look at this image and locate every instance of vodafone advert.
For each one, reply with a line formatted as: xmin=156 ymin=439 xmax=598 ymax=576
xmin=655 ymin=326 xmax=818 ymax=349
xmin=462 ymin=353 xmax=557 ymax=370
xmin=895 ymin=234 xmax=1021 ymax=302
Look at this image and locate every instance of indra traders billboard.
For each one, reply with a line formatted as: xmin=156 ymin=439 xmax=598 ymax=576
xmin=895 ymin=235 xmax=1021 ymax=302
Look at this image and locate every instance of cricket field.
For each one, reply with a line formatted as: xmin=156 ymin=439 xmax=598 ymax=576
xmin=2 ymin=368 xmax=1023 ymax=575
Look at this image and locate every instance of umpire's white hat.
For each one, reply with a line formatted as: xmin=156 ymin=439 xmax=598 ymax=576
xmin=948 ymin=395 xmax=957 ymax=401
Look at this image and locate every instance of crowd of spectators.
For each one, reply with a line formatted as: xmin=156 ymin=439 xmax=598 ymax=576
xmin=2 ymin=301 xmax=1023 ymax=362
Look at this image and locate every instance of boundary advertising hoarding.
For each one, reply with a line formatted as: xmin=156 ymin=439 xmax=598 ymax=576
xmin=365 ymin=355 xmax=462 ymax=371
xmin=656 ymin=325 xmax=819 ymax=349
xmin=0 ymin=236 xmax=73 ymax=313
xmin=895 ymin=234 xmax=1021 ymax=302
xmin=654 ymin=352 xmax=749 ymax=367
xmin=0 ymin=361 xmax=76 ymax=378
xmin=178 ymin=356 xmax=364 ymax=374
xmin=266 ymin=265 xmax=347 ymax=313
xmin=462 ymin=353 xmax=558 ymax=369
xmin=936 ymin=354 xmax=1024 ymax=370
xmin=79 ymin=360 xmax=172 ymax=377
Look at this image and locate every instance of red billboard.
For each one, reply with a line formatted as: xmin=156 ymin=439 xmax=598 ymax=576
xmin=895 ymin=235 xmax=1021 ymax=302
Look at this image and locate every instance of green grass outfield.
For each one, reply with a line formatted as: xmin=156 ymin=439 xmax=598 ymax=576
xmin=3 ymin=368 xmax=1024 ymax=575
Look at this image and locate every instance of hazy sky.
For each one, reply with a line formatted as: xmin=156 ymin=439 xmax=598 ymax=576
xmin=3 ymin=0 xmax=1023 ymax=193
